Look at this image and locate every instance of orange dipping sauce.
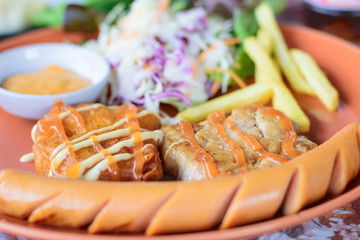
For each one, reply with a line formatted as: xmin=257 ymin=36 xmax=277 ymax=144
xmin=2 ymin=65 xmax=92 ymax=95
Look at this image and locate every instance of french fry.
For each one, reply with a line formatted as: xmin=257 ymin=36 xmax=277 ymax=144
xmin=256 ymin=28 xmax=273 ymax=55
xmin=244 ymin=37 xmax=282 ymax=84
xmin=272 ymin=57 xmax=281 ymax=75
xmin=254 ymin=67 xmax=264 ymax=84
xmin=256 ymin=28 xmax=280 ymax=81
xmin=290 ymin=49 xmax=339 ymax=111
xmin=244 ymin=37 xmax=310 ymax=132
xmin=176 ymin=83 xmax=273 ymax=123
xmin=255 ymin=57 xmax=281 ymax=84
xmin=254 ymin=3 xmax=315 ymax=96
xmin=272 ymin=85 xmax=310 ymax=132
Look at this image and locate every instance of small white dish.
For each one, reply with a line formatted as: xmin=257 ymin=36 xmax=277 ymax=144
xmin=0 ymin=43 xmax=110 ymax=119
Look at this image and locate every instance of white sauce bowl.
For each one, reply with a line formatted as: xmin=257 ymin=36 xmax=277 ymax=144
xmin=0 ymin=43 xmax=110 ymax=119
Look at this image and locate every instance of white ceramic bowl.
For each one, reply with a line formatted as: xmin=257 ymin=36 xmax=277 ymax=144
xmin=0 ymin=43 xmax=110 ymax=119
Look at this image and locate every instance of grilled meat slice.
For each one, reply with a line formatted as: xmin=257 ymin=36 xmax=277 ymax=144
xmin=161 ymin=105 xmax=317 ymax=181
xmin=32 ymin=101 xmax=164 ymax=181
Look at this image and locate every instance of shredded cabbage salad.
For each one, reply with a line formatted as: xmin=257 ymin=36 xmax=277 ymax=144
xmin=87 ymin=0 xmax=243 ymax=113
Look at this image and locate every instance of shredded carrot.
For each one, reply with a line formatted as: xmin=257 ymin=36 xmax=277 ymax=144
xmin=198 ymin=45 xmax=216 ymax=63
xmin=223 ymin=37 xmax=242 ymax=45
xmin=125 ymin=31 xmax=138 ymax=40
xmin=188 ymin=57 xmax=199 ymax=79
xmin=211 ymin=79 xmax=221 ymax=95
xmin=160 ymin=0 xmax=169 ymax=10
xmin=204 ymin=67 xmax=247 ymax=89
xmin=198 ymin=37 xmax=241 ymax=63
xmin=143 ymin=63 xmax=151 ymax=70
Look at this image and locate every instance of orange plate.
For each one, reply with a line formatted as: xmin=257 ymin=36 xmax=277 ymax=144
xmin=0 ymin=24 xmax=360 ymax=240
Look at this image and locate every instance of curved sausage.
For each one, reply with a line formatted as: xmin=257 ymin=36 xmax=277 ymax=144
xmin=0 ymin=123 xmax=359 ymax=235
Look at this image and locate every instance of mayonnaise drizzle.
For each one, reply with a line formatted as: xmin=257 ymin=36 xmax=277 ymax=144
xmin=21 ymin=103 xmax=163 ymax=181
xmin=20 ymin=152 xmax=36 ymax=163
xmin=31 ymin=124 xmax=37 ymax=142
xmin=51 ymin=130 xmax=163 ymax=178
xmin=30 ymin=103 xmax=160 ymax=142
xmin=83 ymin=153 xmax=133 ymax=180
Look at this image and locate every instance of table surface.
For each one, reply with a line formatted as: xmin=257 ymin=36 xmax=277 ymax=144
xmin=1 ymin=0 xmax=360 ymax=239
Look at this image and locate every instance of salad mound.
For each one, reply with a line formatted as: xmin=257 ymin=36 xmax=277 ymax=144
xmin=88 ymin=0 xmax=244 ymax=113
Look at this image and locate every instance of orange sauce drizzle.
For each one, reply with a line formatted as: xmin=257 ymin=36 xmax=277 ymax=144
xmin=48 ymin=100 xmax=87 ymax=136
xmin=102 ymin=150 xmax=116 ymax=166
xmin=55 ymin=141 xmax=77 ymax=170
xmin=38 ymin=100 xmax=88 ymax=177
xmin=57 ymin=103 xmax=87 ymax=177
xmin=90 ymin=135 xmax=119 ymax=180
xmin=207 ymin=111 xmax=248 ymax=171
xmin=36 ymin=118 xmax=65 ymax=142
xmin=36 ymin=115 xmax=79 ymax=176
xmin=90 ymin=135 xmax=102 ymax=152
xmin=32 ymin=144 xmax=51 ymax=175
xmin=179 ymin=120 xmax=220 ymax=178
xmin=124 ymin=104 xmax=145 ymax=180
xmin=224 ymin=120 xmax=289 ymax=165
xmin=35 ymin=101 xmax=154 ymax=180
xmin=66 ymin=107 xmax=87 ymax=134
xmin=261 ymin=108 xmax=301 ymax=157
xmin=65 ymin=162 xmax=81 ymax=178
